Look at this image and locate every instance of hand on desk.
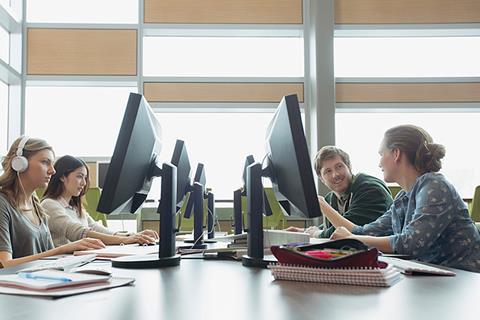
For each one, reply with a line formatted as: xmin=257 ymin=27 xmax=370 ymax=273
xmin=330 ymin=226 xmax=353 ymax=240
xmin=59 ymin=238 xmax=105 ymax=254
xmin=285 ymin=226 xmax=322 ymax=238
xmin=138 ymin=229 xmax=159 ymax=240
xmin=122 ymin=233 xmax=157 ymax=245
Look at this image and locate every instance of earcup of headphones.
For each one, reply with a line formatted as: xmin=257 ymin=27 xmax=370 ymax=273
xmin=11 ymin=155 xmax=29 ymax=173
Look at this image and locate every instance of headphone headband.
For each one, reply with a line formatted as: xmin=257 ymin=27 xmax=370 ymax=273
xmin=16 ymin=136 xmax=30 ymax=157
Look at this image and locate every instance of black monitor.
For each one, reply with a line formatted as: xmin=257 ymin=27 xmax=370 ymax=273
xmin=168 ymin=139 xmax=191 ymax=212
xmin=232 ymin=155 xmax=273 ymax=235
xmin=242 ymin=94 xmax=321 ymax=268
xmin=97 ymin=92 xmax=181 ymax=268
xmin=180 ymin=163 xmax=215 ymax=249
xmin=97 ymin=93 xmax=162 ymax=215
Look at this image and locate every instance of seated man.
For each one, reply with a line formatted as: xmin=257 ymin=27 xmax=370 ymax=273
xmin=287 ymin=146 xmax=393 ymax=238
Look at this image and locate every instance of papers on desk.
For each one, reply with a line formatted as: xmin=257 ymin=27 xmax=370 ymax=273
xmin=0 ymin=270 xmax=110 ymax=291
xmin=0 ymin=269 xmax=134 ymax=298
xmin=74 ymin=244 xmax=159 ymax=259
xmin=212 ymin=230 xmax=310 ymax=247
xmin=379 ymin=257 xmax=456 ymax=276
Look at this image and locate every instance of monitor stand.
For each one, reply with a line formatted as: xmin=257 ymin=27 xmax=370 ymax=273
xmin=182 ymin=182 xmax=208 ymax=249
xmin=233 ymin=188 xmax=244 ymax=235
xmin=112 ymin=163 xmax=181 ymax=268
xmin=206 ymin=192 xmax=217 ymax=240
xmin=242 ymin=162 xmax=276 ymax=268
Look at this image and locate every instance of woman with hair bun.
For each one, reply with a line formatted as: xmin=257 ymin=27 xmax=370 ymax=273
xmin=320 ymin=125 xmax=480 ymax=273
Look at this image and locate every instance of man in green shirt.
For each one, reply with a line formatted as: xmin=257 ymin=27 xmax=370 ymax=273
xmin=287 ymin=146 xmax=393 ymax=238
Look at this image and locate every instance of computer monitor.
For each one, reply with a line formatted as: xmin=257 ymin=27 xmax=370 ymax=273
xmin=232 ymin=155 xmax=273 ymax=235
xmin=181 ymin=163 xmax=213 ymax=248
xmin=97 ymin=93 xmax=162 ymax=215
xmin=168 ymin=139 xmax=191 ymax=211
xmin=97 ymin=92 xmax=180 ymax=268
xmin=232 ymin=155 xmax=254 ymax=234
xmin=242 ymin=94 xmax=321 ymax=268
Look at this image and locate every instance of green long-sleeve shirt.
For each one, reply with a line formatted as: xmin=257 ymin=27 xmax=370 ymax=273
xmin=319 ymin=173 xmax=393 ymax=238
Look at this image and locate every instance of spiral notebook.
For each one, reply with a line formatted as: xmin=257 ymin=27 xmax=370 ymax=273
xmin=269 ymin=263 xmax=401 ymax=287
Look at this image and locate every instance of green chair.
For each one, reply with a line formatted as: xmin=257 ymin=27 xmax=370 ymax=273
xmin=35 ymin=187 xmax=45 ymax=199
xmin=239 ymin=187 xmax=286 ymax=230
xmin=388 ymin=185 xmax=402 ymax=199
xmin=469 ymin=185 xmax=480 ymax=223
xmin=176 ymin=192 xmax=195 ymax=233
xmin=84 ymin=187 xmax=108 ymax=227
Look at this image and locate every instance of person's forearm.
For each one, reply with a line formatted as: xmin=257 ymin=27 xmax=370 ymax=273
xmin=351 ymin=235 xmax=393 ymax=253
xmin=86 ymin=230 xmax=124 ymax=245
xmin=1 ymin=247 xmax=63 ymax=268
xmin=319 ymin=199 xmax=356 ymax=232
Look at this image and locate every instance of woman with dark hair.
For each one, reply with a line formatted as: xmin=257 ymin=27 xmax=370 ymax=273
xmin=0 ymin=137 xmax=105 ymax=268
xmin=320 ymin=125 xmax=480 ymax=273
xmin=42 ymin=155 xmax=158 ymax=247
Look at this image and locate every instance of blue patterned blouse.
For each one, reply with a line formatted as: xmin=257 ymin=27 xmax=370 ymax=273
xmin=352 ymin=172 xmax=480 ymax=273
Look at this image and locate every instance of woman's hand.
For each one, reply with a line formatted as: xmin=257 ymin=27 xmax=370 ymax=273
xmin=123 ymin=233 xmax=157 ymax=245
xmin=285 ymin=226 xmax=305 ymax=233
xmin=330 ymin=226 xmax=353 ymax=240
xmin=59 ymin=238 xmax=105 ymax=254
xmin=138 ymin=229 xmax=159 ymax=240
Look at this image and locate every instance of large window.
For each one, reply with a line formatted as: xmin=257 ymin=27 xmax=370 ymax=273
xmin=0 ymin=26 xmax=9 ymax=63
xmin=0 ymin=1 xmax=9 ymax=9
xmin=336 ymin=112 xmax=480 ymax=198
xmin=25 ymin=86 xmax=137 ymax=156
xmin=0 ymin=81 xmax=8 ymax=154
xmin=26 ymin=0 xmax=138 ymax=24
xmin=335 ymin=37 xmax=480 ymax=77
xmin=143 ymin=37 xmax=304 ymax=77
xmin=146 ymin=112 xmax=274 ymax=201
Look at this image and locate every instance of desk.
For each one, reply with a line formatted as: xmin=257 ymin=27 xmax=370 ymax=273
xmin=1 ymin=258 xmax=479 ymax=320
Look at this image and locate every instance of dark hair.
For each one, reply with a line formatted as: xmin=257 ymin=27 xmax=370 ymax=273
xmin=314 ymin=146 xmax=352 ymax=176
xmin=43 ymin=155 xmax=90 ymax=217
xmin=383 ymin=125 xmax=446 ymax=173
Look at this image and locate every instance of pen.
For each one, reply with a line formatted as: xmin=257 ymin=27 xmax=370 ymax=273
xmin=18 ymin=272 xmax=72 ymax=282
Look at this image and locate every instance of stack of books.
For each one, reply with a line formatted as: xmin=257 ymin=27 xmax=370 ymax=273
xmin=268 ymin=263 xmax=401 ymax=287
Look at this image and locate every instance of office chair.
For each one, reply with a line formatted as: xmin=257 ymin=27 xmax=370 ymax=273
xmin=387 ymin=185 xmax=402 ymax=199
xmin=84 ymin=187 xmax=108 ymax=227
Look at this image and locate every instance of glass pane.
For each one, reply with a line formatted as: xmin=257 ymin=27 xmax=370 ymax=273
xmin=0 ymin=26 xmax=9 ymax=63
xmin=146 ymin=112 xmax=275 ymax=201
xmin=336 ymin=112 xmax=480 ymax=198
xmin=26 ymin=0 xmax=138 ymax=23
xmin=0 ymin=1 xmax=10 ymax=8
xmin=335 ymin=37 xmax=480 ymax=77
xmin=25 ymin=86 xmax=137 ymax=157
xmin=143 ymin=37 xmax=304 ymax=77
xmin=0 ymin=81 xmax=8 ymax=155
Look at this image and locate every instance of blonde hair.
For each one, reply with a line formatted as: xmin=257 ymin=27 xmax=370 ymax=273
xmin=0 ymin=137 xmax=54 ymax=218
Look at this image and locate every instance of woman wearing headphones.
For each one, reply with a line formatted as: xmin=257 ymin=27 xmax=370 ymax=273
xmin=42 ymin=155 xmax=158 ymax=247
xmin=0 ymin=136 xmax=105 ymax=268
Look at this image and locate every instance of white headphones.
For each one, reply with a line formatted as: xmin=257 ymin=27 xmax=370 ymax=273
xmin=11 ymin=136 xmax=30 ymax=173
